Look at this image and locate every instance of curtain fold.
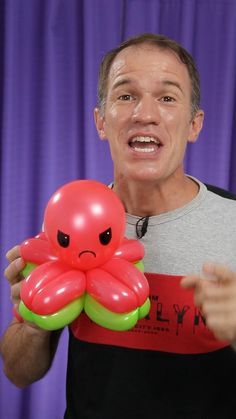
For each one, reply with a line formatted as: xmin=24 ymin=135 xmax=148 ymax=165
xmin=1 ymin=1 xmax=236 ymax=417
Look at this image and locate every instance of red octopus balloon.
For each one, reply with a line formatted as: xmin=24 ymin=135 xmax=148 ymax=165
xmin=18 ymin=180 xmax=150 ymax=331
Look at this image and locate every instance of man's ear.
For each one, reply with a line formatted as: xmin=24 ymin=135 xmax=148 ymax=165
xmin=188 ymin=109 xmax=204 ymax=143
xmin=94 ymin=107 xmax=106 ymax=140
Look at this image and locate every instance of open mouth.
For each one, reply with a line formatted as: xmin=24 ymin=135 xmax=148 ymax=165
xmin=128 ymin=136 xmax=162 ymax=153
xmin=79 ymin=250 xmax=96 ymax=258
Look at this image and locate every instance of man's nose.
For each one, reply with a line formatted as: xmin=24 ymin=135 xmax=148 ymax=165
xmin=131 ymin=96 xmax=160 ymax=125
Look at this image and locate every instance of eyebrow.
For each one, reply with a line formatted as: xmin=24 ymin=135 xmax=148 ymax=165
xmin=112 ymin=78 xmax=133 ymax=91
xmin=112 ymin=78 xmax=184 ymax=94
xmin=162 ymin=80 xmax=184 ymax=93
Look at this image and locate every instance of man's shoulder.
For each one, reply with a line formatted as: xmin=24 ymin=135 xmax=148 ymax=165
xmin=205 ymin=184 xmax=236 ymax=201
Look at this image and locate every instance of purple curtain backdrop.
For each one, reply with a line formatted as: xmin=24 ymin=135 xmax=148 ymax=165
xmin=1 ymin=0 xmax=236 ymax=418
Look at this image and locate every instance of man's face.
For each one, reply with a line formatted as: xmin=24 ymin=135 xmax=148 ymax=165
xmin=95 ymin=44 xmax=204 ymax=183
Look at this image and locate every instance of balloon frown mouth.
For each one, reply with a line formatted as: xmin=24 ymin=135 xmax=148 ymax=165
xmin=79 ymin=250 xmax=96 ymax=258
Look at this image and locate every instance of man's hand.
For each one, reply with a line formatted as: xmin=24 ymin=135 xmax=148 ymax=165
xmin=4 ymin=245 xmax=51 ymax=333
xmin=4 ymin=245 xmax=25 ymax=308
xmin=181 ymin=263 xmax=236 ymax=343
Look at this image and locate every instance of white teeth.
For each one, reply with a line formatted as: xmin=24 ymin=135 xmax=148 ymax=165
xmin=130 ymin=136 xmax=160 ymax=144
xmin=133 ymin=146 xmax=156 ymax=153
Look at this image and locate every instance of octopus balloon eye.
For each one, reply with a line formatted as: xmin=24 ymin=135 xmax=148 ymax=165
xmin=99 ymin=227 xmax=112 ymax=245
xmin=57 ymin=230 xmax=70 ymax=248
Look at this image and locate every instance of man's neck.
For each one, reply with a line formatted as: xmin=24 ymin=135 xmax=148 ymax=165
xmin=113 ymin=175 xmax=199 ymax=217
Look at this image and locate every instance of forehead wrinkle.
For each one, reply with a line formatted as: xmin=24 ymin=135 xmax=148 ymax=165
xmin=110 ymin=77 xmax=184 ymax=97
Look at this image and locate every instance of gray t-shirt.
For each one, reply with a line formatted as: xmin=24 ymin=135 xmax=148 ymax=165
xmin=125 ymin=177 xmax=236 ymax=275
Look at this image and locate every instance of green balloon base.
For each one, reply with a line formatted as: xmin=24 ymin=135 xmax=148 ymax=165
xmin=18 ymin=296 xmax=84 ymax=330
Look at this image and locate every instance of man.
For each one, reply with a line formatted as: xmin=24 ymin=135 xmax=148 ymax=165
xmin=1 ymin=33 xmax=236 ymax=418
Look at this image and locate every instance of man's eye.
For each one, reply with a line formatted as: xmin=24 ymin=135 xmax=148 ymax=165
xmin=161 ymin=96 xmax=175 ymax=102
xmin=57 ymin=230 xmax=70 ymax=247
xmin=118 ymin=94 xmax=133 ymax=101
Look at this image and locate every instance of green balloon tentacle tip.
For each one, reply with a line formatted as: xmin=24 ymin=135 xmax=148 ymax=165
xmin=84 ymin=294 xmax=151 ymax=331
xmin=134 ymin=260 xmax=145 ymax=272
xmin=19 ymin=296 xmax=84 ymax=330
xmin=21 ymin=262 xmax=38 ymax=278
xmin=138 ymin=298 xmax=151 ymax=319
xmin=18 ymin=301 xmax=34 ymax=323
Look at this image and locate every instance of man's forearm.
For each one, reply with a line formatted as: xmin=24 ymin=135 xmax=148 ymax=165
xmin=0 ymin=319 xmax=61 ymax=388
